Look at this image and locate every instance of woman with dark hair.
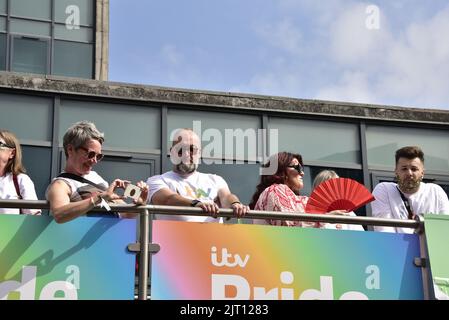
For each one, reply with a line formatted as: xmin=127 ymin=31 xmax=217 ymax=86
xmin=0 ymin=129 xmax=41 ymax=215
xmin=249 ymin=151 xmax=315 ymax=227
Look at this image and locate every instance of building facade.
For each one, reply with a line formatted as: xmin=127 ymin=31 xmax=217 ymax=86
xmin=0 ymin=0 xmax=108 ymax=80
xmin=1 ymin=72 xmax=449 ymax=219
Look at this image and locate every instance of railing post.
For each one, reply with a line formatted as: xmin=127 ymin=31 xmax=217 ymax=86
xmin=138 ymin=208 xmax=150 ymax=300
xmin=415 ymin=215 xmax=433 ymax=300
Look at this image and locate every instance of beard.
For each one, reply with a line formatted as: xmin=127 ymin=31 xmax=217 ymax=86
xmin=397 ymin=176 xmax=422 ymax=193
xmin=176 ymin=162 xmax=198 ymax=174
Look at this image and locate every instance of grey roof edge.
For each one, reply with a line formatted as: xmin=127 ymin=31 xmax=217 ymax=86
xmin=1 ymin=71 xmax=449 ymax=124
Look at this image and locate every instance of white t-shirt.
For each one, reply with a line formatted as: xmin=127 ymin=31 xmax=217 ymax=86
xmin=371 ymin=182 xmax=449 ymax=233
xmin=0 ymin=172 xmax=40 ymax=215
xmin=147 ymin=170 xmax=229 ymax=223
xmin=322 ymin=211 xmax=365 ymax=231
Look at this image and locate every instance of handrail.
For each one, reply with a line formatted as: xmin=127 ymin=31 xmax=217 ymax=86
xmin=0 ymin=199 xmax=427 ymax=300
xmin=0 ymin=199 xmax=420 ymax=229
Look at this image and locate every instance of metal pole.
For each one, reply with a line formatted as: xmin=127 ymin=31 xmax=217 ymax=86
xmin=138 ymin=208 xmax=149 ymax=300
xmin=415 ymin=215 xmax=432 ymax=300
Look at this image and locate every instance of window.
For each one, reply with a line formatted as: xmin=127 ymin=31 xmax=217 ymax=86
xmin=54 ymin=0 xmax=94 ymax=26
xmin=11 ymin=37 xmax=49 ymax=74
xmin=0 ymin=93 xmax=53 ymax=142
xmin=0 ymin=16 xmax=6 ymax=32
xmin=22 ymin=146 xmax=51 ymax=201
xmin=0 ymin=0 xmax=6 ymax=14
xmin=0 ymin=33 xmax=5 ymax=70
xmin=366 ymin=125 xmax=449 ymax=172
xmin=10 ymin=18 xmax=51 ymax=37
xmin=11 ymin=0 xmax=51 ymax=20
xmin=268 ymin=117 xmax=361 ymax=165
xmin=167 ymin=109 xmax=261 ymax=162
xmin=2 ymin=0 xmax=95 ymax=78
xmin=59 ymin=100 xmax=161 ymax=152
xmin=53 ymin=41 xmax=93 ymax=78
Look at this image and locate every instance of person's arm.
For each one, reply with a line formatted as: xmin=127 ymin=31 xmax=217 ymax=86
xmin=151 ymin=188 xmax=220 ymax=216
xmin=435 ymin=185 xmax=449 ymax=215
xmin=217 ymin=187 xmax=249 ymax=218
xmin=47 ymin=180 xmax=97 ymax=223
xmin=47 ymin=179 xmax=125 ymax=223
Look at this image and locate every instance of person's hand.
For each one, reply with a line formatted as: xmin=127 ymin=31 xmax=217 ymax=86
xmin=133 ymin=181 xmax=149 ymax=205
xmin=195 ymin=201 xmax=220 ymax=218
xmin=231 ymin=202 xmax=250 ymax=218
xmin=101 ymin=179 xmax=130 ymax=202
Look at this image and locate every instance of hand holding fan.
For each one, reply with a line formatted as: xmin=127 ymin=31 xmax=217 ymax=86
xmin=305 ymin=177 xmax=375 ymax=213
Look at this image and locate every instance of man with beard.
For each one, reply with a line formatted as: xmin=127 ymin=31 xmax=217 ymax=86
xmin=371 ymin=146 xmax=449 ymax=233
xmin=147 ymin=128 xmax=248 ymax=222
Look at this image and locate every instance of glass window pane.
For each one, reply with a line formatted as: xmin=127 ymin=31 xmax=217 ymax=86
xmin=59 ymin=100 xmax=161 ymax=151
xmin=366 ymin=125 xmax=449 ymax=172
xmin=268 ymin=118 xmax=360 ymax=165
xmin=55 ymin=0 xmax=94 ymax=26
xmin=53 ymin=41 xmax=93 ymax=78
xmin=95 ymin=158 xmax=157 ymax=193
xmin=22 ymin=146 xmax=51 ymax=201
xmin=167 ymin=109 xmax=261 ymax=161
xmin=0 ymin=16 xmax=6 ymax=32
xmin=11 ymin=0 xmax=51 ymax=20
xmin=10 ymin=18 xmax=51 ymax=37
xmin=0 ymin=33 xmax=5 ymax=70
xmin=0 ymin=93 xmax=53 ymax=141
xmin=54 ymin=24 xmax=93 ymax=42
xmin=11 ymin=37 xmax=48 ymax=74
xmin=0 ymin=0 xmax=6 ymax=14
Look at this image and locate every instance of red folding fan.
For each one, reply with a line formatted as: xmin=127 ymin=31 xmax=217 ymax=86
xmin=305 ymin=178 xmax=375 ymax=213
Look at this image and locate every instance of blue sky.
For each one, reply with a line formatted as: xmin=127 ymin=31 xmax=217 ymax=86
xmin=110 ymin=1 xmax=449 ymax=110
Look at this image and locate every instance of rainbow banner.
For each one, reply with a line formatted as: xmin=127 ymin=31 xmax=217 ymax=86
xmin=424 ymin=214 xmax=449 ymax=299
xmin=0 ymin=215 xmax=136 ymax=300
xmin=151 ymin=221 xmax=423 ymax=300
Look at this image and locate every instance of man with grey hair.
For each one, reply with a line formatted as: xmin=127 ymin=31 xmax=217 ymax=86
xmin=46 ymin=121 xmax=148 ymax=223
xmin=147 ymin=128 xmax=249 ymax=222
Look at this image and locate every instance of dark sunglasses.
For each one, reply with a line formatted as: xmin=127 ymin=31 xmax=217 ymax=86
xmin=78 ymin=146 xmax=104 ymax=162
xmin=287 ymin=164 xmax=304 ymax=173
xmin=0 ymin=141 xmax=14 ymax=149
xmin=176 ymin=144 xmax=199 ymax=156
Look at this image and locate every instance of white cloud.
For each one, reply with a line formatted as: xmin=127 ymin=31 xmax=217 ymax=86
xmin=316 ymin=3 xmax=449 ymax=109
xmin=254 ymin=19 xmax=303 ymax=55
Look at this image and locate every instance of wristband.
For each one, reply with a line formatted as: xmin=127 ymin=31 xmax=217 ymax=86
xmin=191 ymin=199 xmax=202 ymax=207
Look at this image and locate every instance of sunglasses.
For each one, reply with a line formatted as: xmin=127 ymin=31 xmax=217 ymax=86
xmin=288 ymin=164 xmax=304 ymax=173
xmin=78 ymin=146 xmax=104 ymax=162
xmin=0 ymin=141 xmax=14 ymax=149
xmin=176 ymin=144 xmax=200 ymax=157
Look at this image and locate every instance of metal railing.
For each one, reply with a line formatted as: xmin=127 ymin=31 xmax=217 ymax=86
xmin=0 ymin=199 xmax=430 ymax=300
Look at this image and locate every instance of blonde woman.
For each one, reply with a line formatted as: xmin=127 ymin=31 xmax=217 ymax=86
xmin=0 ymin=130 xmax=40 ymax=215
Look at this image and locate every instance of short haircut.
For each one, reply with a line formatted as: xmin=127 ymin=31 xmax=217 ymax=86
xmin=312 ymin=170 xmax=338 ymax=190
xmin=63 ymin=121 xmax=104 ymax=157
xmin=395 ymin=146 xmax=424 ymax=164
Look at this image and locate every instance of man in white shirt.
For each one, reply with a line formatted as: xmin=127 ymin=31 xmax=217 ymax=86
xmin=372 ymin=146 xmax=449 ymax=233
xmin=147 ymin=128 xmax=249 ymax=222
xmin=371 ymin=146 xmax=449 ymax=300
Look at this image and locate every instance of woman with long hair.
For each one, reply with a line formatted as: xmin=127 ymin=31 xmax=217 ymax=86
xmin=0 ymin=129 xmax=41 ymax=215
xmin=249 ymin=151 xmax=315 ymax=227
